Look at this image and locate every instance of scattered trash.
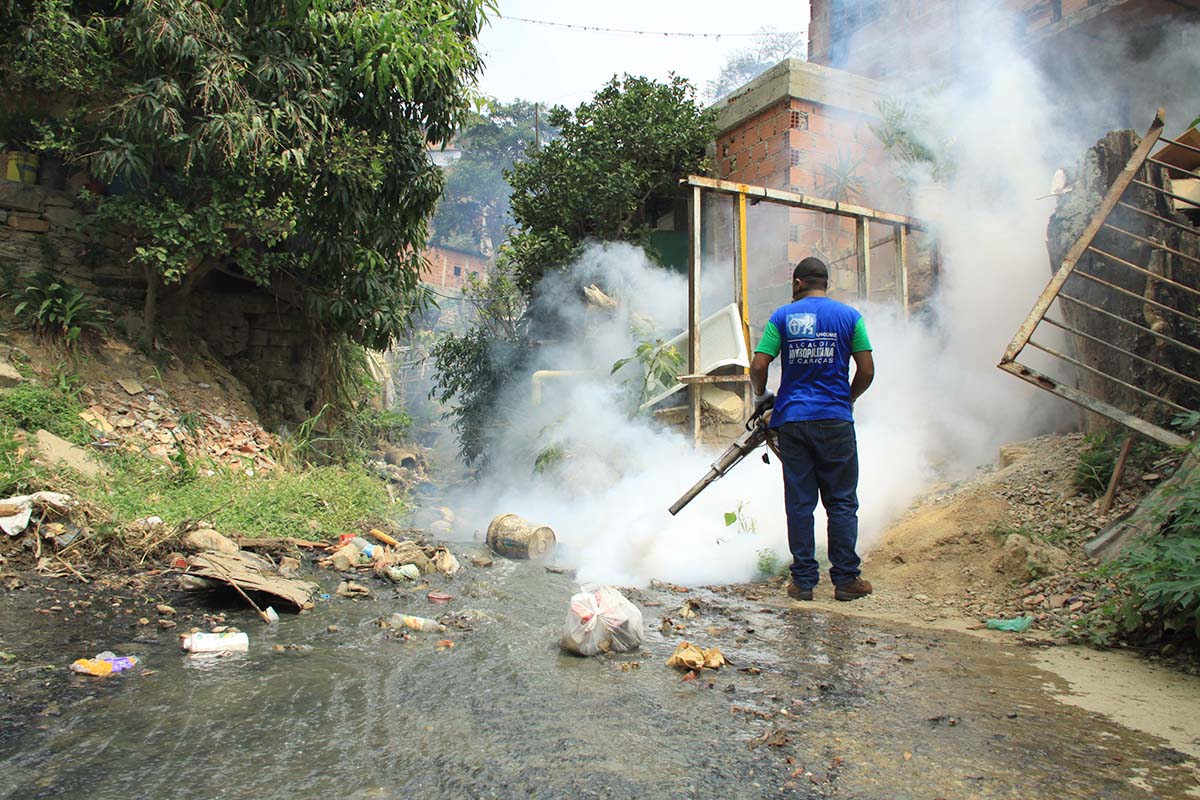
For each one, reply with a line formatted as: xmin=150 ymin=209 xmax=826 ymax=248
xmin=385 ymin=564 xmax=421 ymax=582
xmin=264 ymin=606 xmax=279 ymax=624
xmin=388 ymin=613 xmax=447 ymax=633
xmin=0 ymin=492 xmax=75 ymax=537
xmin=155 ymin=604 xmax=176 ymax=616
xmin=470 ymin=555 xmax=494 ymax=568
xmin=430 ymin=547 xmax=460 ymax=575
xmin=985 ymin=616 xmax=1034 ymax=632
xmin=436 ymin=639 xmax=455 ymax=650
xmin=181 ymin=632 xmax=250 ymax=653
xmin=70 ymin=651 xmax=140 ymax=676
xmin=560 ymin=584 xmax=644 ymax=657
xmin=678 ymin=599 xmax=700 ymax=619
xmin=487 ymin=513 xmax=556 ymax=560
xmin=336 ymin=580 xmax=372 ymax=598
xmin=427 ymin=591 xmax=453 ymax=604
xmin=666 ymin=642 xmax=726 ymax=671
xmin=898 ymin=653 xmax=916 ymax=662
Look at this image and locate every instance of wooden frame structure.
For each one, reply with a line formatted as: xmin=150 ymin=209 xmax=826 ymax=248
xmin=999 ymin=109 xmax=1196 ymax=450
xmin=682 ymin=175 xmax=929 ymax=444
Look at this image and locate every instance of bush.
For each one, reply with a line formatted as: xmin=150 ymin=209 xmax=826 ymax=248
xmin=9 ymin=271 xmax=112 ymax=349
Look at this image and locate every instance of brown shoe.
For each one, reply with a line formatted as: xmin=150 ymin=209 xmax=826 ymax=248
xmin=787 ymin=582 xmax=814 ymax=601
xmin=834 ymin=578 xmax=873 ymax=601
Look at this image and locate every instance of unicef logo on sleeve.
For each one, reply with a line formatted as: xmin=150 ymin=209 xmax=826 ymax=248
xmin=786 ymin=313 xmax=817 ymax=338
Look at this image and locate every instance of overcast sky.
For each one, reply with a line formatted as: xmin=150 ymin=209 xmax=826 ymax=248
xmin=476 ymin=1 xmax=811 ymax=109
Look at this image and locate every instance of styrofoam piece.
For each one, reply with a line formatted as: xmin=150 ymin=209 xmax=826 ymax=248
xmin=637 ymin=303 xmax=749 ymax=410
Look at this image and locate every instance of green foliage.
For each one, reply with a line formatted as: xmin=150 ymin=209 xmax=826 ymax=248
xmin=723 ymin=500 xmax=757 ymax=534
xmin=870 ymin=96 xmax=955 ymax=185
xmin=0 ymin=0 xmax=493 ymax=351
xmin=611 ymin=336 xmax=685 ymax=412
xmin=504 ymin=74 xmax=717 ymax=290
xmin=9 ymin=271 xmax=112 ymax=349
xmin=756 ymin=548 xmax=788 ymax=579
xmin=814 ymin=150 xmax=865 ymax=203
xmin=431 ymin=100 xmax=554 ymax=253
xmin=0 ymin=381 xmax=87 ymax=443
xmin=532 ymin=444 xmax=564 ymax=475
xmin=1073 ymin=432 xmax=1118 ymax=497
xmin=433 ymin=75 xmax=714 ymax=466
xmin=430 ymin=264 xmax=531 ymax=467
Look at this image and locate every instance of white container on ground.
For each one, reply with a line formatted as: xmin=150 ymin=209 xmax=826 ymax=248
xmin=181 ymin=631 xmax=250 ymax=653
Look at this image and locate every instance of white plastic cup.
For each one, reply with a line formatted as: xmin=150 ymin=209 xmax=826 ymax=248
xmin=181 ymin=631 xmax=250 ymax=653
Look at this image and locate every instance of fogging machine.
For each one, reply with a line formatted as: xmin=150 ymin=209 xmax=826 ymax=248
xmin=668 ymin=405 xmax=778 ymax=516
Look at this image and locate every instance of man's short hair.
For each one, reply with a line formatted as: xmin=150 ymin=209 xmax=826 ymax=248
xmin=793 ymin=257 xmax=829 ymax=288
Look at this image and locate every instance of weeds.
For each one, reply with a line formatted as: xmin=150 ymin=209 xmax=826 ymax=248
xmin=1073 ymin=432 xmax=1118 ymax=497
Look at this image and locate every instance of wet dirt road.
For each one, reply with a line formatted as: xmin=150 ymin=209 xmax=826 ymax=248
xmin=0 ymin=550 xmax=1196 ymax=799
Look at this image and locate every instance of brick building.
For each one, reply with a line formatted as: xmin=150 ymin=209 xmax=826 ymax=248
xmin=713 ymin=59 xmax=907 ymax=305
xmin=421 ymin=244 xmax=489 ymax=292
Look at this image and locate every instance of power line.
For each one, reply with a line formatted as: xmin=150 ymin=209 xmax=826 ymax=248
xmin=500 ymin=15 xmax=805 ymax=39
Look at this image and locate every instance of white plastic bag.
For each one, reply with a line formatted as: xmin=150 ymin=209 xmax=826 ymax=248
xmin=560 ymin=584 xmax=644 ymax=656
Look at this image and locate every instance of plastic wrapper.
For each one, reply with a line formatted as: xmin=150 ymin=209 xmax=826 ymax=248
xmin=560 ymin=584 xmax=644 ymax=656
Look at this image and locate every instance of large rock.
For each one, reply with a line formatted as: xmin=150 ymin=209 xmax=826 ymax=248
xmin=0 ymin=180 xmax=46 ymax=213
xmin=994 ymin=533 xmax=1069 ymax=580
xmin=34 ymin=429 xmax=108 ymax=479
xmin=0 ymin=361 xmax=23 ymax=388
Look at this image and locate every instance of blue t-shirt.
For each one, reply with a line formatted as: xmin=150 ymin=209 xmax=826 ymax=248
xmin=754 ymin=296 xmax=871 ymax=426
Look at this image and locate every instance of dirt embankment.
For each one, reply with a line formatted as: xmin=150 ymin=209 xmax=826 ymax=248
xmin=776 ymin=432 xmax=1180 ymax=641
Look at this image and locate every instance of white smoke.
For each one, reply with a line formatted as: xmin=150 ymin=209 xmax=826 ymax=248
xmin=440 ymin=5 xmax=1197 ymax=586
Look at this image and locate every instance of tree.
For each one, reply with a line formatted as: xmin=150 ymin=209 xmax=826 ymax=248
xmin=0 ymin=0 xmax=492 ymax=353
xmin=430 ymin=100 xmax=553 ymax=255
xmin=704 ymin=28 xmax=806 ymax=102
xmin=504 ymin=74 xmax=717 ymax=290
xmin=432 ymin=74 xmax=717 ymax=466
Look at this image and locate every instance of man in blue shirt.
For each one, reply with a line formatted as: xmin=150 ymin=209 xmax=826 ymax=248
xmin=749 ymin=257 xmax=875 ymax=602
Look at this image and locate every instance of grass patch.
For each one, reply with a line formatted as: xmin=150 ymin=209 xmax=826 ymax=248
xmin=102 ymin=458 xmax=394 ymax=539
xmin=0 ymin=417 xmax=395 ymax=544
xmin=0 ymin=381 xmax=87 ymax=443
xmin=1073 ymin=432 xmax=1118 ymax=497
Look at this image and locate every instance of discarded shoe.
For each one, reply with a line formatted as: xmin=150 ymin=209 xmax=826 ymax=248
xmin=834 ymin=578 xmax=873 ymax=601
xmin=787 ymin=582 xmax=814 ymax=601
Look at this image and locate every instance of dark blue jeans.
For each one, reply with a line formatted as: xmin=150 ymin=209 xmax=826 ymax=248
xmin=776 ymin=419 xmax=861 ymax=588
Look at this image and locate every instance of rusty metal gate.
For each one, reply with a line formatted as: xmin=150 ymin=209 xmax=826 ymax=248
xmin=999 ymin=109 xmax=1199 ymax=451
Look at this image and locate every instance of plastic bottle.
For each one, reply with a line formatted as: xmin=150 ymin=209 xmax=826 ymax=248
xmin=70 ymin=653 xmax=140 ymax=676
xmin=350 ymin=537 xmax=377 ymax=559
xmin=389 ymin=613 xmax=446 ymax=633
xmin=181 ymin=631 xmax=250 ymax=653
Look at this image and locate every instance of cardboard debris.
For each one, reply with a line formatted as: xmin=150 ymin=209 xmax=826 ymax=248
xmin=666 ymin=641 xmax=726 ymax=671
xmin=186 ymin=551 xmax=318 ymax=610
xmin=117 ymin=378 xmax=145 ymax=395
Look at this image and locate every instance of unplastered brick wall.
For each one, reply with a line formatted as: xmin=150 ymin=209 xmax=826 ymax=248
xmin=0 ymin=177 xmax=325 ymax=424
xmin=716 ymin=97 xmax=897 ymax=291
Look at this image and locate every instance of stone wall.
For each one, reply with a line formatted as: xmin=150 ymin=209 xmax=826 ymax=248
xmin=0 ymin=178 xmax=324 ymax=425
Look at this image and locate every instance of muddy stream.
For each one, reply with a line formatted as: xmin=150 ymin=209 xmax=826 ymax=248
xmin=1 ymin=546 xmax=1197 ymax=799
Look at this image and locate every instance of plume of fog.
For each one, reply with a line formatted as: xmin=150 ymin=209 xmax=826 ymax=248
xmin=441 ymin=5 xmax=1197 ymax=587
